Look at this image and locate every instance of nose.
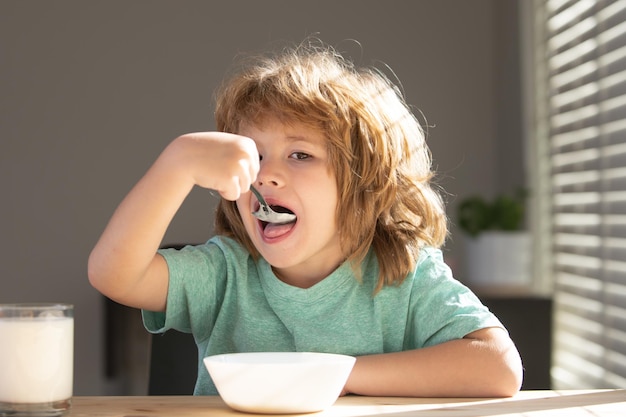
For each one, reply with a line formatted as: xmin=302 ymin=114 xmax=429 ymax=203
xmin=256 ymin=157 xmax=285 ymax=188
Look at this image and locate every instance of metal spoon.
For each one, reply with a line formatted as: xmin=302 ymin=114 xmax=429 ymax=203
xmin=250 ymin=185 xmax=297 ymax=224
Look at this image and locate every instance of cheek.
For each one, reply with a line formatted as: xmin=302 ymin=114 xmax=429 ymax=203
xmin=235 ymin=199 xmax=245 ymax=215
xmin=235 ymin=199 xmax=254 ymax=229
xmin=315 ymin=185 xmax=339 ymax=225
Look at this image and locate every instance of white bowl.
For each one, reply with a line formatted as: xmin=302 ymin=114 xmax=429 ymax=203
xmin=203 ymin=352 xmax=356 ymax=414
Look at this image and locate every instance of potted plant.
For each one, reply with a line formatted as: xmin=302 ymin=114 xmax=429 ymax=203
xmin=456 ymin=188 xmax=531 ymax=288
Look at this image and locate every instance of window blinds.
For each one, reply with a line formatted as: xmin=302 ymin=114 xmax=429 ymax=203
xmin=531 ymin=0 xmax=626 ymax=388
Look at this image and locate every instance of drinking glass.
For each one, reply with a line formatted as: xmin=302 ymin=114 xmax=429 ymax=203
xmin=0 ymin=303 xmax=73 ymax=416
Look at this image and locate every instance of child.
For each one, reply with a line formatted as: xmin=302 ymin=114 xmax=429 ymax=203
xmin=89 ymin=40 xmax=523 ymax=397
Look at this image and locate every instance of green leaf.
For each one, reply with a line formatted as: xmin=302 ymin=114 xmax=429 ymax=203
xmin=457 ymin=188 xmax=527 ymax=236
xmin=457 ymin=196 xmax=491 ymax=237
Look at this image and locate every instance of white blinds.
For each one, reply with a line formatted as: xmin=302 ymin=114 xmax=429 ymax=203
xmin=531 ymin=0 xmax=626 ymax=388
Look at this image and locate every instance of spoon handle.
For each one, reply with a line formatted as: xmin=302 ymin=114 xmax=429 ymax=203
xmin=250 ymin=186 xmax=270 ymax=214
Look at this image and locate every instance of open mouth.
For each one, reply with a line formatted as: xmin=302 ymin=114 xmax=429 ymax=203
xmin=269 ymin=205 xmax=295 ymax=216
xmin=259 ymin=205 xmax=297 ymax=238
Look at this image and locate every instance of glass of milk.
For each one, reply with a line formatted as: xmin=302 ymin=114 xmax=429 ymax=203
xmin=0 ymin=303 xmax=73 ymax=416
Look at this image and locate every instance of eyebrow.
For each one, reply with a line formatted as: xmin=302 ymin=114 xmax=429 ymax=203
xmin=285 ymin=135 xmax=309 ymax=141
xmin=284 ymin=135 xmax=324 ymax=146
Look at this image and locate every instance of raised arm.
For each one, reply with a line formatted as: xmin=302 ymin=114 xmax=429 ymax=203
xmin=88 ymin=132 xmax=259 ymax=312
xmin=344 ymin=327 xmax=523 ymax=397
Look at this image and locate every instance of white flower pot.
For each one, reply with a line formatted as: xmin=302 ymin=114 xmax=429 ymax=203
xmin=464 ymin=231 xmax=531 ymax=287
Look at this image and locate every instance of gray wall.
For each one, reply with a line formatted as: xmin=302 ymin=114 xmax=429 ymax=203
xmin=0 ymin=0 xmax=522 ymax=394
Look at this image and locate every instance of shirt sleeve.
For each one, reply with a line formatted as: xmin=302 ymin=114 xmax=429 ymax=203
xmin=404 ymin=248 xmax=505 ymax=349
xmin=142 ymin=240 xmax=229 ymax=341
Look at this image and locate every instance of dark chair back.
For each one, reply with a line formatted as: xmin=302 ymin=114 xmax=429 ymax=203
xmin=148 ymin=330 xmax=198 ymax=395
xmin=148 ymin=243 xmax=201 ymax=395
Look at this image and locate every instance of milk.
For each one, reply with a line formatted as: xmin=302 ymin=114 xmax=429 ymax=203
xmin=0 ymin=316 xmax=73 ymax=403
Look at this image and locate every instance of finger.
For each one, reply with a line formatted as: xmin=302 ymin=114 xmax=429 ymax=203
xmin=219 ymin=177 xmax=242 ymax=201
xmin=237 ymin=158 xmax=256 ymax=193
xmin=251 ymin=147 xmax=261 ymax=178
xmin=243 ymin=146 xmax=260 ymax=188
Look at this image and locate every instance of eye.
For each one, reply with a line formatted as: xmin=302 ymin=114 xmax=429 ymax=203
xmin=290 ymin=152 xmax=311 ymax=161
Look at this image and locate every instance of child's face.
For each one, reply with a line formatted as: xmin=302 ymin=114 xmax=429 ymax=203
xmin=236 ymin=118 xmax=344 ymax=288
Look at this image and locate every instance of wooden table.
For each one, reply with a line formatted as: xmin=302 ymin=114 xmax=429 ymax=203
xmin=67 ymin=390 xmax=625 ymax=416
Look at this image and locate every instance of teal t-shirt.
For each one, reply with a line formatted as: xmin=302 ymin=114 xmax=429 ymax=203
xmin=143 ymin=236 xmax=503 ymax=395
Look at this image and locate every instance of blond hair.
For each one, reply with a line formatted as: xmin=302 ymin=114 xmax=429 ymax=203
xmin=214 ymin=41 xmax=448 ymax=292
